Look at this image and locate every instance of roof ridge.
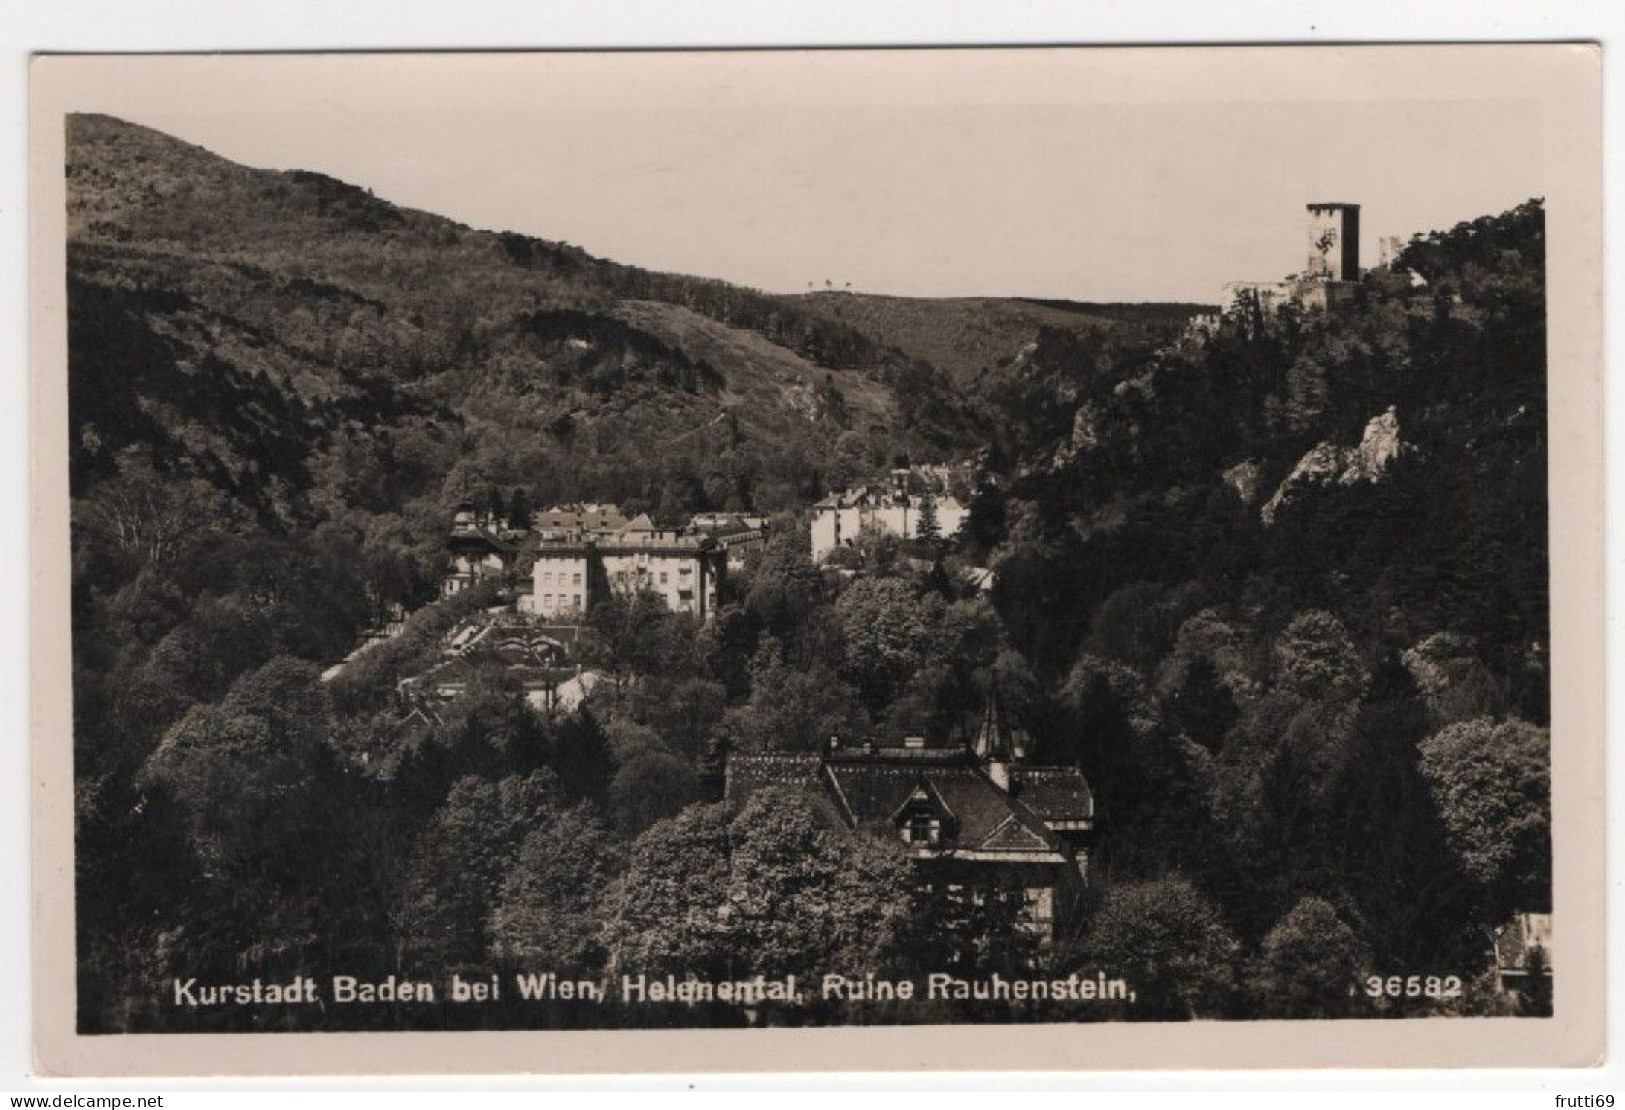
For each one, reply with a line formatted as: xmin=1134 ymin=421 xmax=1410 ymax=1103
xmin=972 ymin=766 xmax=1067 ymax=850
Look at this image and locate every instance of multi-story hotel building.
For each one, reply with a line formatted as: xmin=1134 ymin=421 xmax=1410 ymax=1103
xmin=524 ymin=513 xmax=725 ymax=620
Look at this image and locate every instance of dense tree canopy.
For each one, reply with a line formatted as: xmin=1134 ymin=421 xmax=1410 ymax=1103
xmin=599 ymin=789 xmax=914 ymax=993
xmin=1076 ymin=877 xmax=1241 ymax=1020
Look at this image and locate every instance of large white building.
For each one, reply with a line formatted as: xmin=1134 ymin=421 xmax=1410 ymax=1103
xmin=523 ymin=513 xmax=725 ymax=620
xmin=810 ymin=480 xmax=967 ymax=563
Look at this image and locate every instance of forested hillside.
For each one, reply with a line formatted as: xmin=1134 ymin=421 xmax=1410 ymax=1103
xmin=68 ymin=113 xmax=1000 ymax=521
xmin=67 ymin=111 xmax=1549 ymax=1031
xmin=790 ymin=292 xmax=1207 ymax=467
xmin=983 ymin=199 xmax=1550 ymax=974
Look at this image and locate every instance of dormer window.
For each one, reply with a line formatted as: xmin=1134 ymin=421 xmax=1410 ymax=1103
xmin=903 ymin=816 xmax=942 ymax=845
xmin=894 ymin=783 xmax=952 ymax=847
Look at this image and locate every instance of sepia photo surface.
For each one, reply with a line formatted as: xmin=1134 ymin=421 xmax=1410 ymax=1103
xmin=29 ymin=46 xmax=1604 ymax=1074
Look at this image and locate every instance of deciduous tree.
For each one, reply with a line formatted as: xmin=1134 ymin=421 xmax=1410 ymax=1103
xmin=489 ymin=804 xmax=625 ymax=968
xmin=1418 ymin=716 xmax=1550 ymax=914
xmin=1254 ymin=896 xmax=1372 ymax=1018
xmin=1077 ymin=876 xmax=1239 ymax=1020
xmin=394 ymin=771 xmax=563 ymax=963
xmin=600 ymin=789 xmax=913 ymax=986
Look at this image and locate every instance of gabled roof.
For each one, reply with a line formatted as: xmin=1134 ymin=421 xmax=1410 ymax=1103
xmin=823 ymin=754 xmax=1064 ymax=856
xmin=1010 ymin=766 xmax=1095 ymax=824
xmin=980 ymin=814 xmax=1054 ymax=852
xmin=530 ymin=506 xmax=631 ymax=546
xmin=724 ymin=744 xmax=1089 ymax=861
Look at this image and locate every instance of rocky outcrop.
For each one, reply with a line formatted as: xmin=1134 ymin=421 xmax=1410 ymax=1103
xmin=1221 ymin=460 xmax=1262 ymax=505
xmin=1260 ymin=444 xmax=1342 ymax=525
xmin=1261 ymin=406 xmax=1410 ymax=525
xmin=1049 ymin=400 xmax=1103 ymax=468
xmin=1342 ymin=407 xmax=1406 ymax=483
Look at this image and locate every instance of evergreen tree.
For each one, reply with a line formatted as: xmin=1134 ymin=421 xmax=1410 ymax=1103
xmin=916 ymin=493 xmax=942 ymax=545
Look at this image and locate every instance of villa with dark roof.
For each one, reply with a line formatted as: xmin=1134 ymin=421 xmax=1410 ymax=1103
xmin=442 ymin=501 xmax=526 ymax=597
xmin=725 ymin=693 xmax=1095 ymax=940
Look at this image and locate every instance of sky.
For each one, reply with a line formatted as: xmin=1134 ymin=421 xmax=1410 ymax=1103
xmin=48 ymin=49 xmax=1550 ymax=302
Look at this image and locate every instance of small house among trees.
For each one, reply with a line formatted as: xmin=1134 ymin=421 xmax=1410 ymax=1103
xmin=442 ymin=500 xmax=526 ymax=597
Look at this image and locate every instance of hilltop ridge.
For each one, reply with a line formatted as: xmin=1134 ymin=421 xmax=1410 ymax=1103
xmin=67 ymin=114 xmax=1204 ymax=521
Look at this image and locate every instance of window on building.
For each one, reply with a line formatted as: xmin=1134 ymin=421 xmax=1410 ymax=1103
xmin=572 ymin=573 xmax=582 ymax=586
xmin=903 ymin=816 xmax=942 ymax=845
xmin=573 ymin=593 xmax=582 ymax=606
xmin=660 ymin=572 xmax=668 ymax=585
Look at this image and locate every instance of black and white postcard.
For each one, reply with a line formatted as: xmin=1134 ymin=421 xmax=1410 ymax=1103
xmin=28 ymin=46 xmax=1604 ymax=1074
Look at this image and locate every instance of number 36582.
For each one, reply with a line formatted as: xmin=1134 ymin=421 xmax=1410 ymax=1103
xmin=1364 ymin=975 xmax=1463 ymax=999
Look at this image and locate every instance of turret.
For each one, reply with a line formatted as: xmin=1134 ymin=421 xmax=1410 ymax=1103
xmin=973 ymin=685 xmax=1027 ymax=791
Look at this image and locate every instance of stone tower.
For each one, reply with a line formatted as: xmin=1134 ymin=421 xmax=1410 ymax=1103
xmin=1305 ymin=202 xmax=1361 ymax=282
